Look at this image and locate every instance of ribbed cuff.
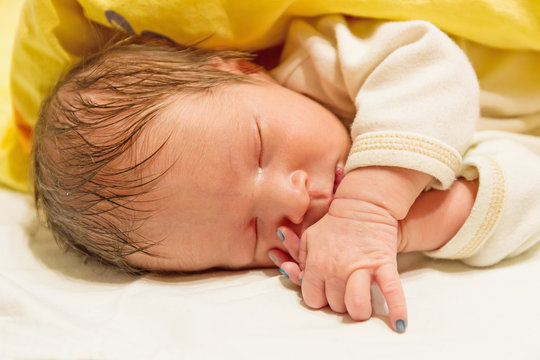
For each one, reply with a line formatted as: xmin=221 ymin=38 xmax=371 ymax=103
xmin=345 ymin=131 xmax=462 ymax=189
xmin=424 ymin=154 xmax=505 ymax=260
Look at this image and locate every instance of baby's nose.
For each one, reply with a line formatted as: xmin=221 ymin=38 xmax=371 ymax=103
xmin=274 ymin=170 xmax=310 ymax=225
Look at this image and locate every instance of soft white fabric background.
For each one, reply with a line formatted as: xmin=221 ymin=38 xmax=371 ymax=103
xmin=1 ymin=187 xmax=539 ymax=359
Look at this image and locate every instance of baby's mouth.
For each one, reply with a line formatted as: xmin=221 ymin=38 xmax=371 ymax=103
xmin=333 ymin=166 xmax=345 ymax=195
xmin=299 ymin=166 xmax=345 ymax=237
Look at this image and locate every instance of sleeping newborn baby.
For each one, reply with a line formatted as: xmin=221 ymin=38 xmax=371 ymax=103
xmin=38 ymin=16 xmax=537 ymax=333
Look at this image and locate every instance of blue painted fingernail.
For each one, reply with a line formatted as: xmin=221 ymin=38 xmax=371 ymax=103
xmin=396 ymin=319 xmax=406 ymax=333
xmin=268 ymin=252 xmax=277 ymax=263
xmin=276 ymin=229 xmax=285 ymax=242
xmin=298 ymin=277 xmax=303 ymax=283
xmin=279 ymin=268 xmax=289 ymax=279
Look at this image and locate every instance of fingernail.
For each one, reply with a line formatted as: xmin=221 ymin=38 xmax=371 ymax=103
xmin=298 ymin=277 xmax=302 ymax=283
xmin=279 ymin=268 xmax=289 ymax=279
xmin=396 ymin=319 xmax=406 ymax=333
xmin=268 ymin=252 xmax=277 ymax=264
xmin=276 ymin=229 xmax=285 ymax=242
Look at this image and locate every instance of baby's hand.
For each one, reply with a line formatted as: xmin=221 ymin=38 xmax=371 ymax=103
xmin=307 ymin=198 xmax=406 ymax=331
xmin=270 ymin=198 xmax=407 ymax=332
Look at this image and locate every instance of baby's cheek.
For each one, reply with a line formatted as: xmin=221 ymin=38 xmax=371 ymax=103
xmin=228 ymin=251 xmax=256 ymax=268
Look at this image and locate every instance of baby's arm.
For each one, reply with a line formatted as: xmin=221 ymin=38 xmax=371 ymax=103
xmin=400 ymin=176 xmax=478 ymax=253
xmin=330 ymin=166 xmax=479 ymax=254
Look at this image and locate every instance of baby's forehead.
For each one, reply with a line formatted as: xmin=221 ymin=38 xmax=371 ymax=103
xmin=150 ymin=93 xmax=257 ymax=187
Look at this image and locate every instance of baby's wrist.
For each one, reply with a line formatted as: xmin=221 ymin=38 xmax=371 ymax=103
xmin=335 ymin=166 xmax=432 ymax=220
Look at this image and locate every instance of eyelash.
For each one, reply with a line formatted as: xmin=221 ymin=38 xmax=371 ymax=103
xmin=254 ymin=119 xmax=263 ymax=241
xmin=255 ymin=119 xmax=263 ymax=167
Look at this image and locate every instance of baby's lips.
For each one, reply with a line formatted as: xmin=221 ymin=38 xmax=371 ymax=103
xmin=333 ymin=166 xmax=345 ymax=194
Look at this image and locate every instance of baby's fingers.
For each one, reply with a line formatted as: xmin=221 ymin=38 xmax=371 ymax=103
xmin=325 ymin=277 xmax=347 ymax=313
xmin=344 ymin=269 xmax=372 ymax=321
xmin=375 ymin=264 xmax=407 ymax=333
xmin=267 ymin=248 xmax=293 ymax=267
xmin=267 ymin=249 xmax=302 ymax=286
xmin=301 ymin=272 xmax=328 ymax=309
xmin=276 ymin=227 xmax=301 ymax=263
xmin=280 ymin=261 xmax=302 ymax=286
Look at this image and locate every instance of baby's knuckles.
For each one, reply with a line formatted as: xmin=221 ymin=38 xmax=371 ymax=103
xmin=301 ymin=272 xmax=328 ymax=309
xmin=302 ymin=212 xmax=399 ymax=281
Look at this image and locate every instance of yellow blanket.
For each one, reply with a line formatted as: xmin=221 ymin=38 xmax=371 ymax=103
xmin=2 ymin=0 xmax=540 ymax=191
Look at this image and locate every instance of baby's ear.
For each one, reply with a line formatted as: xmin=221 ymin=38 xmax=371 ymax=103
xmin=214 ymin=59 xmax=277 ymax=82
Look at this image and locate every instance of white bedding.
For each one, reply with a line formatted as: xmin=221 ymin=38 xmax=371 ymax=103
xmin=1 ymin=186 xmax=539 ymax=359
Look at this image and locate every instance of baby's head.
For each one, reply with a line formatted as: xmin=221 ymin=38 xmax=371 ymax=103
xmin=32 ymin=37 xmax=351 ymax=274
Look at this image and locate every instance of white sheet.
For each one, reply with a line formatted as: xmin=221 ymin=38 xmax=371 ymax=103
xmin=1 ymin=186 xmax=539 ymax=359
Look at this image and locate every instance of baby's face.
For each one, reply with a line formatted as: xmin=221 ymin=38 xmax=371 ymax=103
xmin=128 ymin=77 xmax=351 ymax=272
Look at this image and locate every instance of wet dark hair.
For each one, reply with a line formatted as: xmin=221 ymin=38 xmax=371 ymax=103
xmin=32 ymin=36 xmax=254 ymax=274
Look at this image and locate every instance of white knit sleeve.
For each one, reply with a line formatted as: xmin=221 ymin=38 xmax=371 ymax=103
xmin=425 ymin=131 xmax=540 ymax=266
xmin=271 ymin=15 xmax=479 ymax=189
